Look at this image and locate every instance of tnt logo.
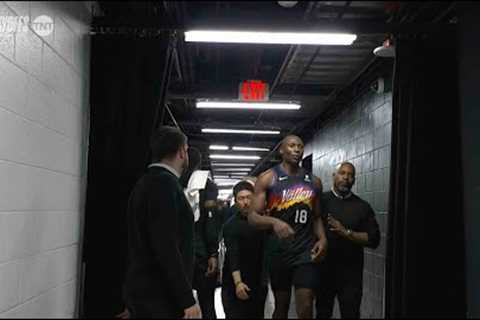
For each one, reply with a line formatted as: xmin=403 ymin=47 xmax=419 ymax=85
xmin=239 ymin=80 xmax=269 ymax=101
xmin=31 ymin=15 xmax=54 ymax=37
xmin=0 ymin=14 xmax=53 ymax=37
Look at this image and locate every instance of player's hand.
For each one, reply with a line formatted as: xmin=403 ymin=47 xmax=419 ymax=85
xmin=235 ymin=282 xmax=251 ymax=300
xmin=206 ymin=256 xmax=218 ymax=276
xmin=311 ymin=239 xmax=328 ymax=263
xmin=327 ymin=214 xmax=348 ymax=237
xmin=183 ymin=303 xmax=202 ymax=319
xmin=273 ymin=219 xmax=295 ymax=239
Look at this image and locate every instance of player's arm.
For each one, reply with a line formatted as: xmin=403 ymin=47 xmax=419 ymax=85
xmin=247 ymin=170 xmax=277 ymax=230
xmin=247 ymin=170 xmax=294 ymax=239
xmin=312 ymin=176 xmax=326 ymax=239
xmin=311 ymin=176 xmax=328 ymax=262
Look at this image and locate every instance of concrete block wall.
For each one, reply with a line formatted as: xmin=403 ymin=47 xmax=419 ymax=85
xmin=307 ymin=88 xmax=392 ymax=318
xmin=0 ymin=1 xmax=90 ymax=318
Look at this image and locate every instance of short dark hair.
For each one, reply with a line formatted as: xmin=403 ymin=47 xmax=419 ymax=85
xmin=179 ymin=147 xmax=202 ymax=188
xmin=188 ymin=147 xmax=202 ymax=171
xmin=280 ymin=135 xmax=303 ymax=148
xmin=233 ymin=181 xmax=254 ymax=199
xmin=336 ymin=162 xmax=356 ymax=176
xmin=150 ymin=126 xmax=187 ymax=162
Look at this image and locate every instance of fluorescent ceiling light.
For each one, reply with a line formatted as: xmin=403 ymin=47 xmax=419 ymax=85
xmin=214 ymin=178 xmax=242 ymax=183
xmin=185 ymin=30 xmax=357 ymax=45
xmin=217 ymin=182 xmax=237 ymax=187
xmin=214 ymin=174 xmax=248 ymax=179
xmin=232 ymin=146 xmax=270 ymax=152
xmin=203 ymin=128 xmax=280 ymax=135
xmin=214 ymin=168 xmax=251 ymax=172
xmin=209 ymin=145 xmax=229 ymax=150
xmin=216 ymin=180 xmax=242 ymax=187
xmin=210 ymin=154 xmax=261 ymax=160
xmin=197 ymin=101 xmax=301 ymax=110
xmin=212 ymin=163 xmax=256 ymax=167
xmin=219 ymin=189 xmax=233 ymax=194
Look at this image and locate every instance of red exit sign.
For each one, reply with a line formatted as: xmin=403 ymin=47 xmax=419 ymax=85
xmin=239 ymin=80 xmax=269 ymax=101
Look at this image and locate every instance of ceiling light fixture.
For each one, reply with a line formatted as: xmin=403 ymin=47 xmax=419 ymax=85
xmin=203 ymin=128 xmax=280 ymax=135
xmin=212 ymin=163 xmax=256 ymax=167
xmin=185 ymin=30 xmax=357 ymax=46
xmin=209 ymin=145 xmax=229 ymax=150
xmin=214 ymin=178 xmax=242 ymax=183
xmin=373 ymin=34 xmax=395 ymax=58
xmin=214 ymin=168 xmax=251 ymax=172
xmin=210 ymin=154 xmax=261 ymax=160
xmin=196 ymin=101 xmax=301 ymax=110
xmin=216 ymin=183 xmax=239 ymax=187
xmin=232 ymin=146 xmax=270 ymax=152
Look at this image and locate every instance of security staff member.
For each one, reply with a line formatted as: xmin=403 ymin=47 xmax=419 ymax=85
xmin=315 ymin=162 xmax=381 ymax=319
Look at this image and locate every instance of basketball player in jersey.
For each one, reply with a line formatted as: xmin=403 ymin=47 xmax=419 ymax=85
xmin=248 ymin=135 xmax=328 ymax=318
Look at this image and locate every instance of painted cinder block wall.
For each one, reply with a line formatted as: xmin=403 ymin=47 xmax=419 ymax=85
xmin=305 ymin=86 xmax=392 ymax=318
xmin=0 ymin=1 xmax=90 ymax=317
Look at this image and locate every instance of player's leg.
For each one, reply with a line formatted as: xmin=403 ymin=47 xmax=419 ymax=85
xmin=273 ymin=289 xmax=292 ymax=319
xmin=270 ymin=256 xmax=294 ymax=319
xmin=293 ymin=263 xmax=320 ymax=318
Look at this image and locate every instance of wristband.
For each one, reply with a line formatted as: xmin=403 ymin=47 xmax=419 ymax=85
xmin=235 ymin=281 xmax=242 ymax=287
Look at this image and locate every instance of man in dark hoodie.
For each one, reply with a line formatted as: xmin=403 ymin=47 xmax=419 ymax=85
xmin=181 ymin=147 xmax=220 ymax=319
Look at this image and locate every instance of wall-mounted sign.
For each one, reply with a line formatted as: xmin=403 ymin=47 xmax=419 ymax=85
xmin=239 ymin=80 xmax=269 ymax=101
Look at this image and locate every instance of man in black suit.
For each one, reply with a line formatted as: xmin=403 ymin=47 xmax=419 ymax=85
xmin=124 ymin=126 xmax=201 ymax=319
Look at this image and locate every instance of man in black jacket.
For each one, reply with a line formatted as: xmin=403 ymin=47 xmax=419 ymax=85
xmin=182 ymin=147 xmax=220 ymax=319
xmin=124 ymin=126 xmax=201 ymax=319
xmin=315 ymin=162 xmax=381 ymax=319
xmin=222 ymin=181 xmax=268 ymax=319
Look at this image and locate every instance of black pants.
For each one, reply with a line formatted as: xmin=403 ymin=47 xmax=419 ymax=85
xmin=127 ymin=298 xmax=182 ymax=319
xmin=222 ymin=285 xmax=267 ymax=319
xmin=315 ymin=263 xmax=363 ymax=319
xmin=193 ymin=262 xmax=218 ymax=319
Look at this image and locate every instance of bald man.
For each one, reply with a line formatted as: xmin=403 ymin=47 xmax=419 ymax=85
xmin=248 ymin=135 xmax=328 ymax=319
xmin=315 ymin=162 xmax=381 ymax=319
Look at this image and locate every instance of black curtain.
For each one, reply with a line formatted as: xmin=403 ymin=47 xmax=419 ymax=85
xmin=385 ymin=29 xmax=466 ymax=317
xmin=82 ymin=34 xmax=171 ymax=318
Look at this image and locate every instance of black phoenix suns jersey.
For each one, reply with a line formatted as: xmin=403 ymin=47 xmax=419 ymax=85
xmin=265 ymin=164 xmax=320 ymax=267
